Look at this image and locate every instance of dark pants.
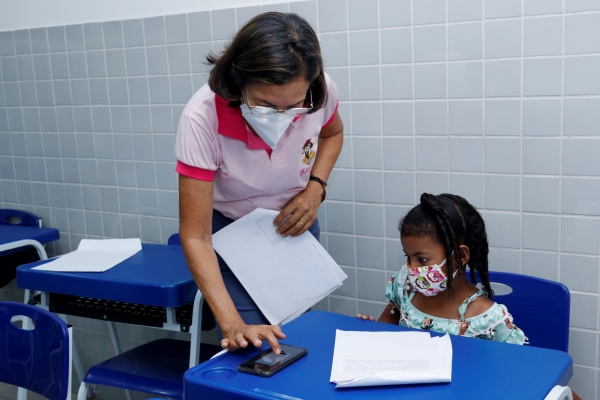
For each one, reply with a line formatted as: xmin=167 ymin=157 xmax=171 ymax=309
xmin=212 ymin=210 xmax=320 ymax=329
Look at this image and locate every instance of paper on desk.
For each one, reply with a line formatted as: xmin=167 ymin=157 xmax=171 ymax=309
xmin=212 ymin=208 xmax=347 ymax=326
xmin=32 ymin=238 xmax=142 ymax=272
xmin=330 ymin=330 xmax=452 ymax=388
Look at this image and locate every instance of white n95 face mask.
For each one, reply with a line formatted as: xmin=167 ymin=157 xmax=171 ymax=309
xmin=240 ymin=103 xmax=294 ymax=149
xmin=240 ymin=89 xmax=312 ymax=149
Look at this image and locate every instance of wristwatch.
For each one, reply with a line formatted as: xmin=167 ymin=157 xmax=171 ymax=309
xmin=309 ymin=175 xmax=328 ymax=202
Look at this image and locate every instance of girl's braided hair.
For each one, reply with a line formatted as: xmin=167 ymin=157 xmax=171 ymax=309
xmin=399 ymin=193 xmax=493 ymax=298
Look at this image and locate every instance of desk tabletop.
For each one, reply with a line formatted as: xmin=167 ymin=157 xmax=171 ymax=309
xmin=0 ymin=224 xmax=59 ymax=247
xmin=184 ymin=311 xmax=573 ymax=400
xmin=17 ymin=243 xmax=196 ymax=307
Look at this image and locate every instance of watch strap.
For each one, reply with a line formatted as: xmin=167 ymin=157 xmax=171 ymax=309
xmin=309 ymin=175 xmax=327 ymax=202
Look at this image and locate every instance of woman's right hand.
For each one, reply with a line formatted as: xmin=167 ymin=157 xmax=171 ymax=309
xmin=356 ymin=314 xmax=375 ymax=321
xmin=221 ymin=321 xmax=287 ymax=353
xmin=180 ymin=177 xmax=285 ymax=353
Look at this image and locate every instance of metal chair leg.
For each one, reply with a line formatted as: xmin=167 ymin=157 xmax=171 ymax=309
xmin=77 ymin=381 xmax=91 ymax=400
xmin=107 ymin=321 xmax=131 ymax=400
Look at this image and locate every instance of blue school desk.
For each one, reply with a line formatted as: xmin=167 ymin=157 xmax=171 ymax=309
xmin=184 ymin=311 xmax=573 ymax=400
xmin=0 ymin=224 xmax=59 ymax=259
xmin=17 ymin=243 xmax=203 ymax=370
xmin=0 ymin=223 xmax=59 ymax=290
xmin=17 ymin=243 xmax=196 ymax=307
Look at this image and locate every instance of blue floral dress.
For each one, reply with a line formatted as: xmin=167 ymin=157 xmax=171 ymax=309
xmin=385 ymin=265 xmax=527 ymax=344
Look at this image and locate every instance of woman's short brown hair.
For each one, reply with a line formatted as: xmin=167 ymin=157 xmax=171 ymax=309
xmin=206 ymin=12 xmax=327 ymax=113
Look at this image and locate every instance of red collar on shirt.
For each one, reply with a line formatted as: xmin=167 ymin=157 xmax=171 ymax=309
xmin=214 ymin=95 xmax=302 ymax=151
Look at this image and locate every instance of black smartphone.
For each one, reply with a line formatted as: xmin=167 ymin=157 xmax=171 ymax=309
xmin=238 ymin=344 xmax=308 ymax=377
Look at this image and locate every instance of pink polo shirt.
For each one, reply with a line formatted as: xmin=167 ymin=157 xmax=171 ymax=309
xmin=175 ymin=73 xmax=339 ymax=220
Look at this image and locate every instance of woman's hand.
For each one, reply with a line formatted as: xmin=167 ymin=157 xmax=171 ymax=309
xmin=273 ymin=110 xmax=343 ymax=237
xmin=356 ymin=314 xmax=376 ymax=321
xmin=273 ymin=182 xmax=323 ymax=237
xmin=221 ymin=321 xmax=287 ymax=353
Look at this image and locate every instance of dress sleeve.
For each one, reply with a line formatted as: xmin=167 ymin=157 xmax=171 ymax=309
xmin=385 ymin=265 xmax=408 ymax=309
xmin=321 ymin=72 xmax=339 ymax=129
xmin=175 ymin=113 xmax=219 ymax=181
xmin=489 ymin=304 xmax=528 ymax=345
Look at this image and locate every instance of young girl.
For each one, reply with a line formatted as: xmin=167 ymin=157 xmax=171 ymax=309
xmin=358 ymin=193 xmax=526 ymax=344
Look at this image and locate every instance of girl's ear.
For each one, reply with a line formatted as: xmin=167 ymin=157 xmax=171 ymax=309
xmin=459 ymin=244 xmax=470 ymax=267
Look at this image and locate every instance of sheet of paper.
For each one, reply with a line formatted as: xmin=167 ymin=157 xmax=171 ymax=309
xmin=330 ymin=330 xmax=452 ymax=388
xmin=32 ymin=238 xmax=142 ymax=272
xmin=212 ymin=208 xmax=347 ymax=325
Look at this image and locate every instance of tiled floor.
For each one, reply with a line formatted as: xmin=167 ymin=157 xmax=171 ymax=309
xmin=0 ymin=384 xmax=79 ymax=400
xmin=0 ymin=383 xmax=159 ymax=400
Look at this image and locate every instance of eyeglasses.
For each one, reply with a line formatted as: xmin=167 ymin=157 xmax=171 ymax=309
xmin=243 ymin=89 xmax=313 ymax=117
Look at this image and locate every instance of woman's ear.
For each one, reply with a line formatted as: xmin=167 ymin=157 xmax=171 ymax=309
xmin=459 ymin=244 xmax=470 ymax=267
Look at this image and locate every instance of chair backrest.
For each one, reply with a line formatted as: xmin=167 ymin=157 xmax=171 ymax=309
xmin=0 ymin=209 xmax=40 ymax=227
xmin=544 ymin=385 xmax=573 ymax=400
xmin=487 ymin=271 xmax=570 ymax=352
xmin=0 ymin=301 xmax=70 ymax=400
xmin=168 ymin=233 xmax=181 ymax=246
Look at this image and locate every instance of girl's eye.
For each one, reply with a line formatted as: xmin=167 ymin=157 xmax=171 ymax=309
xmin=418 ymin=258 xmax=428 ymax=264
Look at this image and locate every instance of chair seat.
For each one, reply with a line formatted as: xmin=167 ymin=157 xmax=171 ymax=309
xmin=83 ymin=339 xmax=221 ymax=399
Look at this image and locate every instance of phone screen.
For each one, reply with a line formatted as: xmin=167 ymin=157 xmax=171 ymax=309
xmin=238 ymin=344 xmax=307 ymax=376
xmin=255 ymin=351 xmax=291 ymax=367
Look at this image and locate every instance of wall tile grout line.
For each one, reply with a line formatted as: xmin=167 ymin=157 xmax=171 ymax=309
xmin=518 ymin=0 xmax=524 ymax=275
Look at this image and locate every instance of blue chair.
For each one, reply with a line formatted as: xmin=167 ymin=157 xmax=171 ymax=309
xmin=488 ymin=271 xmax=570 ymax=352
xmin=0 ymin=209 xmax=45 ymax=288
xmin=0 ymin=209 xmax=41 ymax=228
xmin=167 ymin=233 xmax=181 ymax=246
xmin=76 ymin=234 xmax=220 ymax=400
xmin=76 ymin=294 xmax=221 ymax=399
xmin=0 ymin=301 xmax=72 ymax=400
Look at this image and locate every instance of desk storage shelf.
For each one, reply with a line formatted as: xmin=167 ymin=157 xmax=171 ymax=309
xmin=28 ymin=291 xmax=215 ymax=331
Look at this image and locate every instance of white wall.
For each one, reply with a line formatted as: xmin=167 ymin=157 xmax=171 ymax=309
xmin=0 ymin=0 xmax=289 ymax=31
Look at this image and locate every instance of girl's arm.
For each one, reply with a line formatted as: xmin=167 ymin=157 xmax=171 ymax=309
xmin=357 ymin=303 xmax=401 ymax=324
xmin=378 ymin=303 xmax=401 ymax=324
xmin=179 ymin=175 xmax=286 ymax=353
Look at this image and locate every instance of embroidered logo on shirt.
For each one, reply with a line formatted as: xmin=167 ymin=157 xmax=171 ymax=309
xmin=301 ymin=139 xmax=316 ymax=165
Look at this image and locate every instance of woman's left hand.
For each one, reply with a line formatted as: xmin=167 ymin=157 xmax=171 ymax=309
xmin=273 ymin=181 xmax=323 ymax=237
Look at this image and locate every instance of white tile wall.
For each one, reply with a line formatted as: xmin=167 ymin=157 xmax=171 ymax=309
xmin=2 ymin=0 xmax=600 ymax=397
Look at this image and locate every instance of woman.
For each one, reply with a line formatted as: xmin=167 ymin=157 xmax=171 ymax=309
xmin=176 ymin=12 xmax=343 ymax=355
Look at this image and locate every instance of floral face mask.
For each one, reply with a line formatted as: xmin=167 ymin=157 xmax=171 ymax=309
xmin=407 ymin=259 xmax=457 ymax=297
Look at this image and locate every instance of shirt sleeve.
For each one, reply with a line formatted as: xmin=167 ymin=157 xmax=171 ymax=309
xmin=175 ymin=113 xmax=219 ymax=181
xmin=321 ymin=72 xmax=339 ymax=129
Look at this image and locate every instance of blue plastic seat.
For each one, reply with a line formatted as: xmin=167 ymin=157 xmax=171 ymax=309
xmin=77 ymin=329 xmax=221 ymax=399
xmin=488 ymin=271 xmax=570 ymax=352
xmin=80 ymin=339 xmax=192 ymax=399
xmin=0 ymin=301 xmax=72 ymax=400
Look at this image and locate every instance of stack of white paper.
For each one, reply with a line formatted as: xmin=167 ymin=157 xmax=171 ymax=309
xmin=330 ymin=330 xmax=452 ymax=388
xmin=32 ymin=238 xmax=142 ymax=272
xmin=212 ymin=208 xmax=347 ymax=326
